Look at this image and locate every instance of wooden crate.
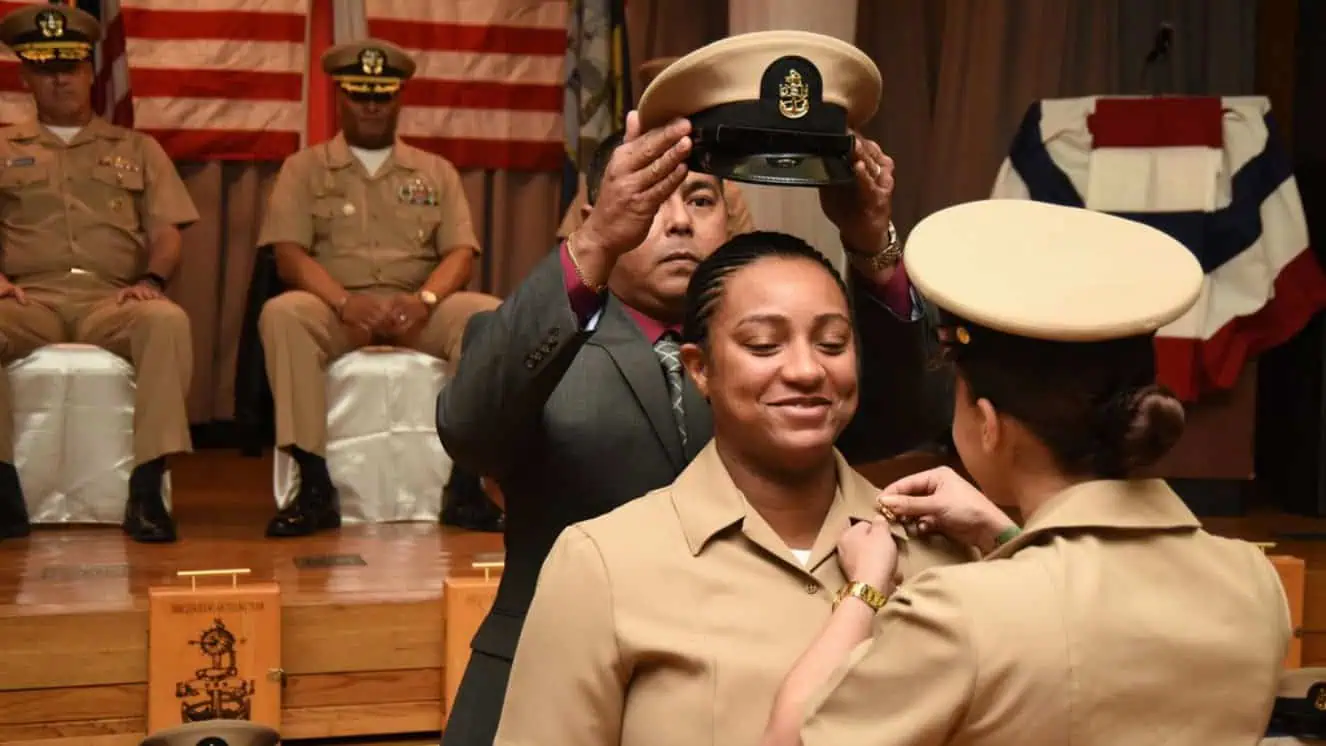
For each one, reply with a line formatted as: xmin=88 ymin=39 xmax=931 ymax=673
xmin=443 ymin=560 xmax=503 ymax=717
xmin=0 ymin=596 xmax=447 ymax=745
xmin=1272 ymin=553 xmax=1307 ymax=669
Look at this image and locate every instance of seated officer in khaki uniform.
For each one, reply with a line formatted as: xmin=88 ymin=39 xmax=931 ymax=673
xmin=0 ymin=4 xmax=198 ymax=543
xmin=556 ymin=56 xmax=755 ymax=240
xmin=257 ymin=39 xmax=500 ymax=538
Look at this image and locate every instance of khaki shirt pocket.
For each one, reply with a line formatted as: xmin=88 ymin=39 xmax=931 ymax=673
xmin=396 ymin=204 xmax=443 ymax=257
xmin=311 ymin=197 xmax=356 ymax=254
xmin=0 ymin=162 xmax=51 ymax=193
xmin=90 ymin=164 xmax=145 ymax=192
xmin=89 ymin=164 xmax=146 ymax=230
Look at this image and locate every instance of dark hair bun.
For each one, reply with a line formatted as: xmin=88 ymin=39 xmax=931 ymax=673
xmin=1120 ymin=384 xmax=1186 ymax=471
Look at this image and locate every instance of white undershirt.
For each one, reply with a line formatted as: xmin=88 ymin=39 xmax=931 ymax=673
xmin=350 ymin=145 xmax=392 ymax=176
xmin=790 ymin=548 xmax=812 ymax=567
xmin=45 ymin=125 xmax=81 ymax=143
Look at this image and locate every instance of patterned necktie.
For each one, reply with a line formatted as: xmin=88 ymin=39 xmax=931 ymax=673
xmin=653 ymin=333 xmax=687 ymax=448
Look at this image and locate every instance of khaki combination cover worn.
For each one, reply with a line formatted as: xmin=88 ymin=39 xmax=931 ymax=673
xmin=494 ymin=442 xmax=975 ymax=746
xmin=0 ymin=118 xmax=199 ymax=464
xmin=803 ymin=479 xmax=1292 ymax=746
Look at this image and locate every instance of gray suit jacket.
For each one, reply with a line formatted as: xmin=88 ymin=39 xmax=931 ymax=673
xmin=435 ymin=249 xmax=949 ymax=661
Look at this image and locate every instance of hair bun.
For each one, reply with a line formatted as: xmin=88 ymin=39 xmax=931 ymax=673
xmin=1120 ymin=384 xmax=1186 ymax=471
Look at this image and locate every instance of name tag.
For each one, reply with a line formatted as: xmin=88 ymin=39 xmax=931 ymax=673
xmin=2 ymin=156 xmax=35 ymax=167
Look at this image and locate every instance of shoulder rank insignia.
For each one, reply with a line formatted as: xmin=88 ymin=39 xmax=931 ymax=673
xmin=398 ymin=176 xmax=438 ymax=206
xmin=97 ymin=154 xmax=141 ymax=172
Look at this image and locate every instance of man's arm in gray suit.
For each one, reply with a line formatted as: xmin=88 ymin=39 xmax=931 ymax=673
xmin=835 ymin=279 xmax=953 ymax=464
xmin=435 ymin=248 xmax=596 ymax=479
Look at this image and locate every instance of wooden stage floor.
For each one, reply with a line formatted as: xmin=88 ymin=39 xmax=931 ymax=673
xmin=0 ymin=449 xmax=503 ymax=746
xmin=2 ymin=450 xmax=1326 ymax=745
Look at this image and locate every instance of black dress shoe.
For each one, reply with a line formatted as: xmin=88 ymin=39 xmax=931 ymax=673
xmin=441 ymin=469 xmax=504 ymax=533
xmin=266 ymin=481 xmax=341 ymax=538
xmin=122 ymin=458 xmax=176 ymax=543
xmin=122 ymin=488 xmax=177 ymax=543
xmin=0 ymin=462 xmax=29 ymax=539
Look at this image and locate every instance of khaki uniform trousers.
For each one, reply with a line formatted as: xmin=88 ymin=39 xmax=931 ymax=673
xmin=0 ymin=273 xmax=193 ymax=466
xmin=259 ymin=288 xmax=500 ymax=456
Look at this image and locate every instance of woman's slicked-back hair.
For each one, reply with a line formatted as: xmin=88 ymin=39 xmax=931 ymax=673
xmin=681 ymin=231 xmax=848 ymax=348
xmin=944 ymin=312 xmax=1186 ymax=479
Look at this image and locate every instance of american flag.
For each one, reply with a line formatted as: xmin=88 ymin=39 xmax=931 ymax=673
xmin=344 ymin=0 xmax=569 ymax=171
xmin=0 ymin=0 xmax=571 ymax=169
xmin=70 ymin=0 xmax=131 ymax=126
xmin=992 ymin=95 xmax=1326 ymax=402
xmin=0 ymin=0 xmax=309 ymax=161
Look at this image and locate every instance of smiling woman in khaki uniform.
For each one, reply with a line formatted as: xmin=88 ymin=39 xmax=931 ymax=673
xmin=761 ymin=199 xmax=1292 ymax=746
xmin=491 ymin=231 xmax=973 ymax=746
xmin=0 ymin=4 xmax=199 ymax=544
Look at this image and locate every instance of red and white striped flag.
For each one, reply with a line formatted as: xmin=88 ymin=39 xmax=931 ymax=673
xmin=0 ymin=0 xmax=570 ymax=168
xmin=0 ymin=0 xmax=307 ymax=161
xmin=75 ymin=0 xmax=133 ymax=126
xmin=358 ymin=0 xmax=568 ymax=171
xmin=117 ymin=0 xmax=307 ymax=161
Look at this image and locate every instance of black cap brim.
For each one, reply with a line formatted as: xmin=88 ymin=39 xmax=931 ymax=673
xmin=688 ymin=124 xmax=856 ymax=187
xmin=695 ymin=151 xmax=856 ymax=187
xmin=22 ymin=58 xmax=85 ymax=73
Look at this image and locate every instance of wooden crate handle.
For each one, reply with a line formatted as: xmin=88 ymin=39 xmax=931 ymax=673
xmin=176 ymin=568 xmax=252 ymax=591
xmin=472 ymin=561 xmax=505 ymax=581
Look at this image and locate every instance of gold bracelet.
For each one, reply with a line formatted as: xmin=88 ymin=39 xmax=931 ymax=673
xmin=566 ymin=232 xmax=606 ymax=294
xmin=832 ymin=580 xmax=889 ymax=612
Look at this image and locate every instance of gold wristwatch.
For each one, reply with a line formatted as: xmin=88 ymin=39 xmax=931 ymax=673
xmin=846 ymin=221 xmax=901 ymax=273
xmin=833 ymin=580 xmax=889 ymax=612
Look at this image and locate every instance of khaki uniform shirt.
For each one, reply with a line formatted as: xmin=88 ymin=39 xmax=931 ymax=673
xmin=804 ymin=479 xmax=1292 ymax=746
xmin=258 ymin=133 xmax=479 ymax=293
xmin=494 ymin=442 xmax=975 ymax=746
xmin=0 ymin=118 xmax=198 ymax=285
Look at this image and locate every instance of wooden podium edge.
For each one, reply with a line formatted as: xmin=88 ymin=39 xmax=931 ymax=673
xmin=442 ymin=561 xmax=504 ymax=719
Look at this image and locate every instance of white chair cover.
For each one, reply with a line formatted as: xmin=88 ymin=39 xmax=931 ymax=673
xmin=273 ymin=347 xmax=453 ymax=523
